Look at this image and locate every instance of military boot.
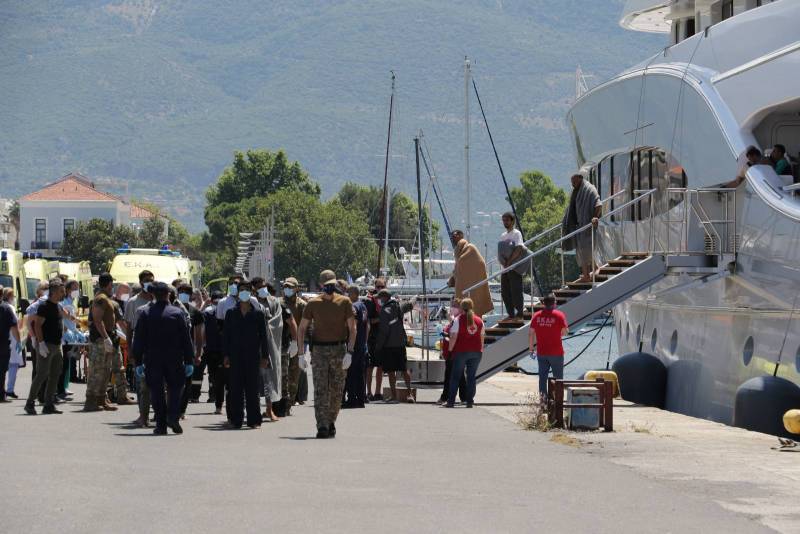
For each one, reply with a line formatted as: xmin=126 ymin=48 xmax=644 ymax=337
xmin=83 ymin=395 xmax=101 ymax=412
xmin=115 ymin=390 xmax=135 ymax=405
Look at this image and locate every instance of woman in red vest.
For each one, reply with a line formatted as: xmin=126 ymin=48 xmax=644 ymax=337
xmin=445 ymin=298 xmax=484 ymax=408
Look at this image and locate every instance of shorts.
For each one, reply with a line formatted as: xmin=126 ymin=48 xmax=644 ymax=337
xmin=379 ymin=346 xmax=407 ymax=373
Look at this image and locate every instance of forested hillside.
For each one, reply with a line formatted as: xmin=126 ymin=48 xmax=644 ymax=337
xmin=0 ymin=1 xmax=662 ymax=231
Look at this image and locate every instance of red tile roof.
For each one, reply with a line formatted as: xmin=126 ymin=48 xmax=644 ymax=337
xmin=20 ymin=172 xmax=122 ymax=203
xmin=130 ymin=204 xmax=156 ymax=219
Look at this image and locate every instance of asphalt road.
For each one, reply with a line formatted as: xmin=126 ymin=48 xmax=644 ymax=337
xmin=0 ymin=371 xmax=773 ymax=533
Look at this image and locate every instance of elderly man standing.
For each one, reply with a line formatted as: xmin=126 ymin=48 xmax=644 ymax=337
xmin=563 ymin=173 xmax=602 ymax=283
xmin=448 ymin=229 xmax=494 ymax=317
xmin=297 ymin=270 xmax=356 ymax=439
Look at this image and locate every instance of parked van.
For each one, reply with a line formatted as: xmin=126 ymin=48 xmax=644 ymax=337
xmin=23 ymin=254 xmax=59 ymax=298
xmin=109 ymin=245 xmax=195 ymax=286
xmin=0 ymin=249 xmax=30 ymax=310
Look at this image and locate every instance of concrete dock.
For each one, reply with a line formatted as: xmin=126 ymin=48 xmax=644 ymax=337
xmin=1 ymin=370 xmax=797 ymax=533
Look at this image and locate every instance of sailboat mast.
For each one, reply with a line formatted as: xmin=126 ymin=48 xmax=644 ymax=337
xmin=464 ymin=57 xmax=471 ymax=241
xmin=377 ymin=71 xmax=395 ymax=277
xmin=415 ymin=136 xmax=428 ymax=360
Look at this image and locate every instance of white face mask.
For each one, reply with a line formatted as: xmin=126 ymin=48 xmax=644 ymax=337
xmin=70 ymin=290 xmax=80 ymax=301
xmin=283 ymin=288 xmax=295 ymax=298
xmin=228 ymin=284 xmax=238 ymax=296
xmin=42 ymin=291 xmax=49 ymax=299
xmin=257 ymin=287 xmax=270 ymax=299
xmin=178 ymin=293 xmax=191 ymax=304
xmin=120 ymin=293 xmax=130 ymax=302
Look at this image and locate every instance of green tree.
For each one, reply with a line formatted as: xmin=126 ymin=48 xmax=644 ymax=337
xmin=205 ymin=149 xmax=320 ymax=212
xmin=333 ymin=182 xmax=440 ymax=259
xmin=136 ymin=211 xmax=192 ymax=250
xmin=509 ymin=170 xmax=576 ymax=291
xmin=58 ymin=219 xmax=138 ymax=273
xmin=204 ymin=190 xmax=376 ymax=285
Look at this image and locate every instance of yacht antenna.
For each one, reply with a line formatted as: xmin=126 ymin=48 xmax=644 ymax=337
xmin=464 ymin=56 xmax=471 ymax=241
xmin=575 ymin=65 xmax=590 ymax=100
xmin=377 ymin=71 xmax=396 ymax=276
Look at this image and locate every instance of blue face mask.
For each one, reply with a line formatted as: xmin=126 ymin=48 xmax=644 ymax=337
xmin=177 ymin=293 xmax=191 ymax=304
xmin=143 ymin=282 xmax=153 ymax=293
xmin=228 ymin=284 xmax=238 ymax=296
xmin=238 ymin=290 xmax=251 ymax=302
xmin=257 ymin=287 xmax=270 ymax=299
xmin=283 ymin=288 xmax=295 ymax=298
xmin=322 ymin=285 xmax=336 ymax=295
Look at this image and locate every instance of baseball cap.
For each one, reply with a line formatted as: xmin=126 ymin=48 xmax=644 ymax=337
xmin=376 ymin=289 xmax=391 ymax=299
xmin=283 ymin=277 xmax=299 ymax=288
xmin=319 ymin=270 xmax=336 ymax=286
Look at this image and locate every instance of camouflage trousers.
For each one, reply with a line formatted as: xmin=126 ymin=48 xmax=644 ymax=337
xmin=282 ymin=350 xmax=301 ymax=402
xmin=86 ymin=340 xmax=113 ymax=398
xmin=310 ymin=344 xmax=346 ymax=430
xmin=110 ymin=346 xmax=129 ymax=400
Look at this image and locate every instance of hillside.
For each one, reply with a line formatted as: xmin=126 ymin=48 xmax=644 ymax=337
xmin=0 ymin=1 xmax=663 ymax=232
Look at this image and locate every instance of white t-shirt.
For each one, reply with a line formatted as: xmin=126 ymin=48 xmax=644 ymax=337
xmin=499 ymin=228 xmax=523 ymax=246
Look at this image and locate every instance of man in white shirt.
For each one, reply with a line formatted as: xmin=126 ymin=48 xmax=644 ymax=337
xmin=497 ymin=212 xmax=525 ymax=319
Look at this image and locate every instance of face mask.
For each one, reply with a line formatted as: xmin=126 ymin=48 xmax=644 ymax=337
xmin=283 ymin=288 xmax=295 ymax=298
xmin=178 ymin=293 xmax=191 ymax=304
xmin=228 ymin=284 xmax=238 ymax=296
xmin=238 ymin=290 xmax=251 ymax=302
xmin=322 ymin=285 xmax=336 ymax=295
xmin=143 ymin=282 xmax=153 ymax=293
xmin=257 ymin=287 xmax=270 ymax=299
xmin=42 ymin=291 xmax=49 ymax=299
xmin=70 ymin=290 xmax=80 ymax=301
xmin=120 ymin=293 xmax=130 ymax=302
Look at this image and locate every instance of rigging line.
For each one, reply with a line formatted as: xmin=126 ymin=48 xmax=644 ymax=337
xmin=605 ymin=312 xmax=615 ymax=370
xmin=472 ymin=76 xmax=543 ymax=296
xmin=418 ymin=137 xmax=453 ymax=238
xmin=421 ymin=134 xmax=452 ymax=226
xmin=632 ymin=52 xmax=661 ymax=151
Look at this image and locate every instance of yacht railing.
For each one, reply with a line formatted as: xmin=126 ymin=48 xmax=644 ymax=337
xmin=463 ymin=189 xmax=656 ymax=297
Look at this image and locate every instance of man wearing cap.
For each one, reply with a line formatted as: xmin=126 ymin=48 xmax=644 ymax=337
xmin=84 ymin=273 xmax=121 ymax=412
xmin=281 ymin=276 xmax=305 ymax=415
xmin=132 ymin=282 xmax=195 ymax=435
xmin=529 ymin=293 xmax=569 ymax=397
xmin=297 ymin=270 xmax=356 ymax=438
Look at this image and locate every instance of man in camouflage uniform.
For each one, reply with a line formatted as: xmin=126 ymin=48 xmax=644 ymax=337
xmin=84 ymin=273 xmax=120 ymax=412
xmin=281 ymin=277 xmax=305 ymax=415
xmin=297 ymin=270 xmax=356 ymax=439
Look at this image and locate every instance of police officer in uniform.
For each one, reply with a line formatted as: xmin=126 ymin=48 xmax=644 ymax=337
xmin=297 ymin=270 xmax=356 ymax=439
xmin=132 ymin=282 xmax=194 ymax=435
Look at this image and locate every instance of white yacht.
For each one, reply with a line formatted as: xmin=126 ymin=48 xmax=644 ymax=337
xmin=567 ymin=0 xmax=800 ymax=427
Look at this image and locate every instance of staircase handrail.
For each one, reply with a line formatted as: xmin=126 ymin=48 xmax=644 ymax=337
xmin=463 ymin=189 xmax=656 ymax=296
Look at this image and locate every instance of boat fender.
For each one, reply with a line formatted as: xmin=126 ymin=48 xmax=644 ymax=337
xmin=784 ymin=409 xmax=800 ymax=435
xmin=584 ymin=370 xmax=620 ymax=397
xmin=611 ymin=352 xmax=666 ymax=408
xmin=733 ymin=376 xmax=800 ymax=439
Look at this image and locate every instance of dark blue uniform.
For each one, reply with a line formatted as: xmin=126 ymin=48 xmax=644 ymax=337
xmin=223 ymin=305 xmax=269 ymax=428
xmin=132 ymin=301 xmax=194 ymax=429
xmin=344 ymin=299 xmax=368 ymax=406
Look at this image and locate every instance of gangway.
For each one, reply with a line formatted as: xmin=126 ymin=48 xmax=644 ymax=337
xmin=409 ymin=187 xmax=736 ymax=387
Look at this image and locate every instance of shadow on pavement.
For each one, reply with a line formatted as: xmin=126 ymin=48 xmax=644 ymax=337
xmin=279 ymin=436 xmax=318 ymax=441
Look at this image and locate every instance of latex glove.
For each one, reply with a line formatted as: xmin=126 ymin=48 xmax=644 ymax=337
xmin=184 ymin=364 xmax=194 ymax=378
xmin=15 ymin=341 xmax=23 ymax=354
xmin=298 ymin=354 xmax=308 ymax=370
xmin=103 ymin=337 xmax=114 ymax=354
xmin=342 ymin=352 xmax=352 ymax=370
xmin=135 ymin=365 xmax=145 ymax=379
xmin=529 ymin=351 xmax=536 ymax=360
xmin=288 ymin=340 xmax=298 ymax=357
xmin=38 ymin=342 xmax=49 ymax=358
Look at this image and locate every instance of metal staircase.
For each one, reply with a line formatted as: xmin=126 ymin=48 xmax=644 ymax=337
xmin=408 ymin=187 xmax=737 ymax=387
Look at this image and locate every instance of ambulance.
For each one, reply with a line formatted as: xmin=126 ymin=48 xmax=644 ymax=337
xmin=109 ymin=245 xmax=198 ymax=286
xmin=58 ymin=260 xmax=93 ymax=310
xmin=0 ymin=248 xmax=30 ymax=309
xmin=23 ymin=253 xmax=59 ymax=299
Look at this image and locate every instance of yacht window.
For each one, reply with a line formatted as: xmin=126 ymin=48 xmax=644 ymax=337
xmin=743 ymin=336 xmax=754 ymax=366
xmin=626 ymin=321 xmax=630 ymax=343
xmin=650 ymin=328 xmax=658 ymax=351
xmin=597 ymin=159 xmax=603 ymax=200
xmin=670 ymin=330 xmax=678 ymax=355
xmin=685 ymin=18 xmax=695 ymax=38
xmin=721 ymin=1 xmax=733 ymax=20
xmin=609 ymin=156 xmax=616 ymax=222
xmin=673 ymin=20 xmax=681 ymax=44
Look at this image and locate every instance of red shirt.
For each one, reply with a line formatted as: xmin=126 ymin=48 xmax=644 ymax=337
xmin=531 ymin=309 xmax=567 ymax=357
xmin=451 ymin=315 xmax=484 ymax=353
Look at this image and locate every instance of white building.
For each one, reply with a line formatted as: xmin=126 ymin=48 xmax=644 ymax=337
xmin=18 ymin=172 xmax=155 ymax=255
xmin=0 ymin=199 xmax=18 ymax=249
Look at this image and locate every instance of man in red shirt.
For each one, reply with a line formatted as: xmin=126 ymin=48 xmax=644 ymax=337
xmin=529 ymin=293 xmax=569 ymax=396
